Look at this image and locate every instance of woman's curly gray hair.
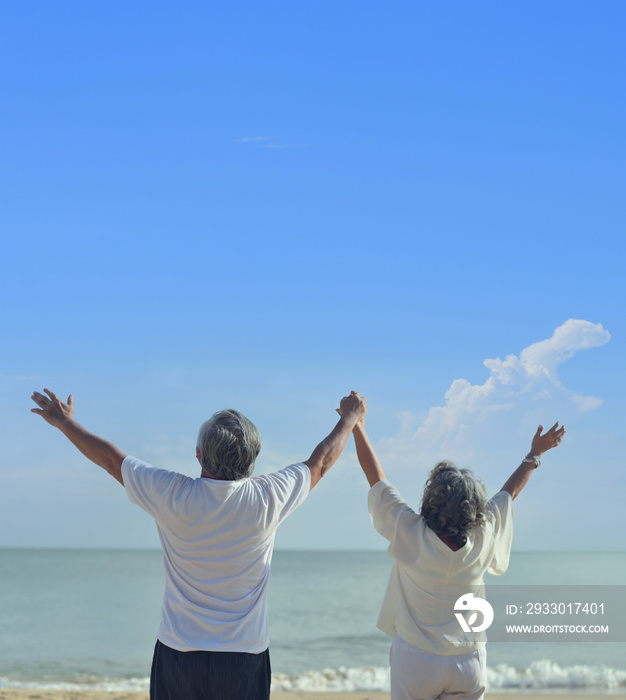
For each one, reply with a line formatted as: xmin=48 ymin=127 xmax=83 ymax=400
xmin=420 ymin=460 xmax=487 ymax=547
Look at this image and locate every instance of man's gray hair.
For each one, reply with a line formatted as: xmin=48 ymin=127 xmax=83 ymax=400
xmin=197 ymin=409 xmax=261 ymax=481
xmin=420 ymin=460 xmax=487 ymax=547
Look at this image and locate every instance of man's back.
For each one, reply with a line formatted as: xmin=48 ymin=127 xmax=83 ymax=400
xmin=123 ymin=457 xmax=311 ymax=652
xmin=31 ymin=388 xmax=367 ymax=700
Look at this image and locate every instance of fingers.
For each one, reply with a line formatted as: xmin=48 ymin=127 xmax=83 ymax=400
xmin=339 ymin=391 xmax=367 ymax=419
xmin=31 ymin=391 xmax=48 ymax=406
xmin=548 ymin=422 xmax=565 ymax=440
xmin=31 ymin=389 xmax=66 ymax=410
xmin=33 ymin=389 xmax=57 ymax=406
xmin=543 ymin=421 xmax=565 ymax=445
xmin=340 ymin=391 xmax=366 ymax=403
xmin=537 ymin=422 xmax=563 ymax=438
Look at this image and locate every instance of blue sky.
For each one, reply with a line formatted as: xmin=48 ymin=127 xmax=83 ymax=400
xmin=1 ymin=1 xmax=624 ymax=551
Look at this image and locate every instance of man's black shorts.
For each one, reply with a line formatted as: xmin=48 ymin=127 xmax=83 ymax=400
xmin=150 ymin=639 xmax=271 ymax=700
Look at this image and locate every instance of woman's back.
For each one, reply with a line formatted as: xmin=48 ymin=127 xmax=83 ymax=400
xmin=368 ymin=481 xmax=513 ymax=654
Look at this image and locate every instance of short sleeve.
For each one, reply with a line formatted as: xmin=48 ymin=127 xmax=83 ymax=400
xmin=485 ymin=490 xmax=514 ymax=575
xmin=253 ymin=463 xmax=311 ymax=524
xmin=368 ymin=480 xmax=423 ymax=564
xmin=122 ymin=455 xmax=189 ymax=518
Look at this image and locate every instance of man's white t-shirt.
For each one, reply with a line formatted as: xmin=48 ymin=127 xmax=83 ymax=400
xmin=122 ymin=456 xmax=311 ymax=654
xmin=368 ymin=480 xmax=513 ymax=655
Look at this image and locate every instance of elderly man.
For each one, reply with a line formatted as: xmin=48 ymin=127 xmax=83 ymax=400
xmin=31 ymin=388 xmax=367 ymax=700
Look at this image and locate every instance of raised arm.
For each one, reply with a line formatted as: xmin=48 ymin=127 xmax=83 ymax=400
xmin=352 ymin=421 xmax=386 ymax=487
xmin=304 ymin=391 xmax=367 ymax=490
xmin=31 ymin=389 xmax=127 ymax=485
xmin=500 ymin=422 xmax=565 ymax=500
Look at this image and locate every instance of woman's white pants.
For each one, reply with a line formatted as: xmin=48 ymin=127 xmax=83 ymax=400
xmin=390 ymin=634 xmax=486 ymax=700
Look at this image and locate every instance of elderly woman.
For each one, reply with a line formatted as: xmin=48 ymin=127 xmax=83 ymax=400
xmin=350 ymin=406 xmax=565 ymax=700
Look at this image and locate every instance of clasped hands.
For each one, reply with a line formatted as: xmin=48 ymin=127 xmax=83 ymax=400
xmin=337 ymin=390 xmax=367 ymax=426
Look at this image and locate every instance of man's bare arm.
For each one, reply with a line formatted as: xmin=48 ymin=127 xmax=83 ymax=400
xmin=304 ymin=391 xmax=367 ymax=490
xmin=501 ymin=422 xmax=565 ymax=500
xmin=31 ymin=389 xmax=126 ymax=485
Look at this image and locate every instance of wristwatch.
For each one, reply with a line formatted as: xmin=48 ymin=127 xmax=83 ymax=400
xmin=522 ymin=452 xmax=541 ymax=468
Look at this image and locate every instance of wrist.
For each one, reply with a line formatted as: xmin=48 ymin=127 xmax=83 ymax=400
xmin=340 ymin=412 xmax=359 ymax=427
xmin=522 ymin=451 xmax=541 ymax=468
xmin=56 ymin=415 xmax=77 ymax=432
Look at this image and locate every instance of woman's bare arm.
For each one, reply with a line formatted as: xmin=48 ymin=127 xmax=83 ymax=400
xmin=352 ymin=421 xmax=386 ymax=487
xmin=501 ymin=422 xmax=565 ymax=500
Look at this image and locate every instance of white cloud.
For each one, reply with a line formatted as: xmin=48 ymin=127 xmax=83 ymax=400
xmin=376 ymin=320 xmax=610 ymax=470
xmin=484 ymin=319 xmax=611 ymax=388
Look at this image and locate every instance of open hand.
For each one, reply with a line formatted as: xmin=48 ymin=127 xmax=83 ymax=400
xmin=31 ymin=389 xmax=74 ymax=427
xmin=531 ymin=421 xmax=566 ymax=457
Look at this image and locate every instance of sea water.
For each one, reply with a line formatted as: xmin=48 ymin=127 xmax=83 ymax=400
xmin=0 ymin=549 xmax=624 ymax=694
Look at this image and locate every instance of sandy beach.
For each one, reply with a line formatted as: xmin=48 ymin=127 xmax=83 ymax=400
xmin=0 ymin=692 xmax=625 ymax=700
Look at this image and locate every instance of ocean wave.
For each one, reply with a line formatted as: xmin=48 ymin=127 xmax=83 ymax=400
xmin=487 ymin=660 xmax=626 ymax=691
xmin=271 ymin=661 xmax=626 ymax=692
xmin=272 ymin=666 xmax=390 ymax=692
xmin=2 ymin=660 xmax=625 ymax=693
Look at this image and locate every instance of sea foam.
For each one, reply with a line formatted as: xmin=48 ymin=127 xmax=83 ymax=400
xmin=271 ymin=666 xmax=390 ymax=692
xmin=2 ymin=661 xmax=625 ymax=693
xmin=487 ymin=660 xmax=626 ymax=691
xmin=272 ymin=661 xmax=626 ymax=693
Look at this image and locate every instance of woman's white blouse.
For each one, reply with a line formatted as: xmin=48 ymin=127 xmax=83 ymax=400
xmin=368 ymin=480 xmax=513 ymax=655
